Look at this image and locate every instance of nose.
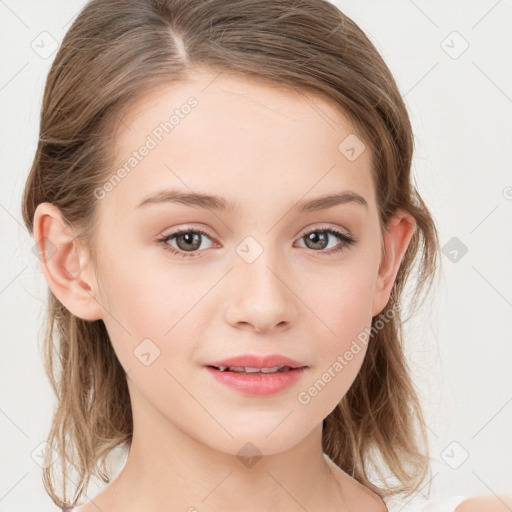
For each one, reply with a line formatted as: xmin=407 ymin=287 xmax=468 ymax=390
xmin=223 ymin=247 xmax=298 ymax=334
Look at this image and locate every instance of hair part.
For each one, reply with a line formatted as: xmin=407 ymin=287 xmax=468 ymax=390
xmin=22 ymin=0 xmax=440 ymax=507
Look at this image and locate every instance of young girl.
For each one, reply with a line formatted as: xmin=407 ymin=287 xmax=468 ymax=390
xmin=21 ymin=0 xmax=508 ymax=510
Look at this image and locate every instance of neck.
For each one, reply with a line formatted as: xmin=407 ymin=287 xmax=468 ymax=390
xmin=94 ymin=385 xmax=353 ymax=512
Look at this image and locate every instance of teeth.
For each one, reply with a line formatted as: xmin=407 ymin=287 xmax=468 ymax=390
xmin=241 ymin=367 xmax=262 ymax=373
xmin=262 ymin=366 xmax=290 ymax=373
xmin=215 ymin=365 xmax=292 ymax=373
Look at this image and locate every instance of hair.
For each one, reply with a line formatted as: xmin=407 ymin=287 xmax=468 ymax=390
xmin=21 ymin=0 xmax=441 ymax=508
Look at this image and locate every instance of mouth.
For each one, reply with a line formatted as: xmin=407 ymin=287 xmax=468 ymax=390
xmin=205 ymin=353 xmax=308 ymax=371
xmin=204 ymin=356 xmax=308 ymax=395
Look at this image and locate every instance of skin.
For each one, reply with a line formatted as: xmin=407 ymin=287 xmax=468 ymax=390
xmin=457 ymin=495 xmax=512 ymax=512
xmin=35 ymin=68 xmax=435 ymax=511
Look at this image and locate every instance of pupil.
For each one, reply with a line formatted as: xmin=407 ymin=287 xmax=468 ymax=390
xmin=178 ymin=232 xmax=201 ymax=251
xmin=306 ymin=232 xmax=327 ymax=250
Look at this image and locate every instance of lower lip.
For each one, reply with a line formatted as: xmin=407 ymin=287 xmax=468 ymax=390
xmin=205 ymin=366 xmax=307 ymax=396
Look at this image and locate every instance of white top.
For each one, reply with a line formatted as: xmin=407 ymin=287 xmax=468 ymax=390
xmin=383 ymin=495 xmax=468 ymax=511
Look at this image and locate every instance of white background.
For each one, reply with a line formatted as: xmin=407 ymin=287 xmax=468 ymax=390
xmin=0 ymin=0 xmax=511 ymax=510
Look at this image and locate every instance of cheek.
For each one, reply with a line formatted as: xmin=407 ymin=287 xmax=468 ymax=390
xmin=295 ymin=312 xmax=371 ymax=422
xmin=96 ymin=250 xmax=216 ymax=376
xmin=293 ymin=262 xmax=375 ymax=406
xmin=302 ymin=259 xmax=376 ymax=346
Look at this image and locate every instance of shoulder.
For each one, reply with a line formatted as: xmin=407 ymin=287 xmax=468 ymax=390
xmin=455 ymin=494 xmax=512 ymax=512
xmin=385 ymin=493 xmax=512 ymax=512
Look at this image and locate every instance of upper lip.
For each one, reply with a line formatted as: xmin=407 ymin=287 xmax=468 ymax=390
xmin=206 ymin=354 xmax=307 ymax=369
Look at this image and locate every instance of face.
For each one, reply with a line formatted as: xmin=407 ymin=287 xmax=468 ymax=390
xmin=73 ymin=69 xmax=399 ymax=456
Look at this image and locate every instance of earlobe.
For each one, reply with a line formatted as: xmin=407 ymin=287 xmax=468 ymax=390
xmin=371 ymin=210 xmax=416 ymax=317
xmin=33 ymin=202 xmax=103 ymax=321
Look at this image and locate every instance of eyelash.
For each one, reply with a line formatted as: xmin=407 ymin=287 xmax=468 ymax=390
xmin=157 ymin=226 xmax=358 ymax=259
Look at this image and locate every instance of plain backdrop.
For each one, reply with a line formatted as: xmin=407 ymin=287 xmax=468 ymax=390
xmin=1 ymin=1 xmax=511 ymax=510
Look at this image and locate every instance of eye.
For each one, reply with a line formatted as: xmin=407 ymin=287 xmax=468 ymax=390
xmin=158 ymin=228 xmax=215 ymax=258
xmin=295 ymin=226 xmax=357 ymax=256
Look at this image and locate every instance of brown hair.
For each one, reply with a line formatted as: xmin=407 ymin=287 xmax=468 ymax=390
xmin=21 ymin=0 xmax=440 ymax=507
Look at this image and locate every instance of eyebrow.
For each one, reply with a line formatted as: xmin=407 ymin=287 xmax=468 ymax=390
xmin=136 ymin=188 xmax=368 ymax=211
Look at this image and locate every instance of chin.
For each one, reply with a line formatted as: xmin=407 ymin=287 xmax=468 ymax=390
xmin=202 ymin=430 xmax=307 ymax=460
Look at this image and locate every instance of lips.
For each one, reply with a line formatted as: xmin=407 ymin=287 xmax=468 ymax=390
xmin=204 ymin=354 xmax=308 ymax=395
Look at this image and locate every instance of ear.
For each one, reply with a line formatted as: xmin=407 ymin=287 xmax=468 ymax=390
xmin=371 ymin=209 xmax=416 ymax=317
xmin=33 ymin=202 xmax=103 ymax=321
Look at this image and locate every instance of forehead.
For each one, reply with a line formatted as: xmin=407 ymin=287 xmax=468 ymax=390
xmin=101 ymin=68 xmax=375 ymax=218
xmin=119 ymin=67 xmax=356 ymax=130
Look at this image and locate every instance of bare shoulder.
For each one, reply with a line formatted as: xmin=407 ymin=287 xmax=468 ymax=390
xmin=455 ymin=494 xmax=512 ymax=512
